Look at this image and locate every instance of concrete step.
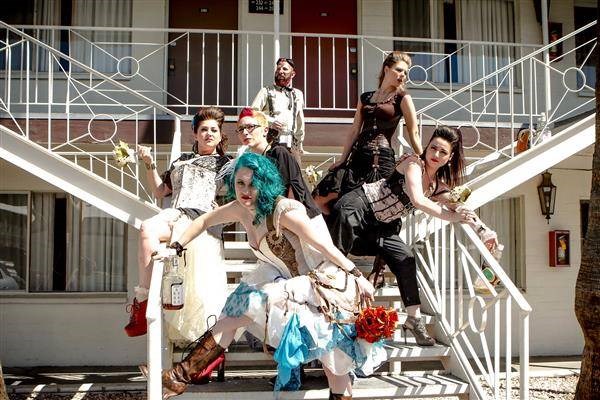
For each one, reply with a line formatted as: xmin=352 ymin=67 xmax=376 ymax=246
xmin=175 ymin=373 xmax=469 ymax=399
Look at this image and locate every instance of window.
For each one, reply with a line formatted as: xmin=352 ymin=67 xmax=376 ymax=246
xmin=0 ymin=193 xmax=28 ymax=290
xmin=0 ymin=192 xmax=127 ymax=293
xmin=0 ymin=0 xmax=133 ymax=74
xmin=393 ymin=0 xmax=516 ymax=85
xmin=574 ymin=6 xmax=597 ymax=89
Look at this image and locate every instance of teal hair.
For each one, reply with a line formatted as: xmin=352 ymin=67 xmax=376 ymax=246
xmin=226 ymin=152 xmax=285 ymax=225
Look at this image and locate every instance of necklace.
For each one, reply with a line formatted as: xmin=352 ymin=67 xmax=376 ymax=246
xmin=372 ymin=88 xmax=396 ymax=103
xmin=423 ymin=170 xmax=436 ymax=196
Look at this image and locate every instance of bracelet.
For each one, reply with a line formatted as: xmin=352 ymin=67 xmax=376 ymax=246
xmin=349 ymin=267 xmax=363 ymax=278
xmin=145 ymin=162 xmax=156 ymax=170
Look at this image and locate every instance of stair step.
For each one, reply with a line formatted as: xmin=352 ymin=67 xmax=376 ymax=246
xmin=175 ymin=373 xmax=469 ymax=399
xmin=174 ymin=338 xmax=447 ymax=365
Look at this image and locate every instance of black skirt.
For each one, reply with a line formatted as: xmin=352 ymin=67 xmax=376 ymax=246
xmin=315 ymin=145 xmax=396 ymax=198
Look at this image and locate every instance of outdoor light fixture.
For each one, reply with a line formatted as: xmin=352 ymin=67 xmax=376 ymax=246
xmin=537 ymin=170 xmax=556 ymax=224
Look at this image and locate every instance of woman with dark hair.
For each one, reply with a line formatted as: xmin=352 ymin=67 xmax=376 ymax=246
xmin=144 ymin=152 xmax=384 ymax=399
xmin=314 ymin=51 xmax=421 ymax=214
xmin=124 ymin=107 xmax=230 ymax=359
xmin=330 ymin=126 xmax=475 ymax=346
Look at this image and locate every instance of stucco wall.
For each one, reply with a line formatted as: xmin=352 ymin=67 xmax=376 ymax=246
xmin=0 ymin=161 xmax=146 ymax=366
xmin=507 ymin=150 xmax=590 ymax=356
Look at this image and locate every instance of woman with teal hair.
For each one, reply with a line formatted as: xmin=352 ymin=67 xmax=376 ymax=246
xmin=143 ymin=152 xmax=384 ymax=400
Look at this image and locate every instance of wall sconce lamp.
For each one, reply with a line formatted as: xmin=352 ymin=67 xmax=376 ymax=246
xmin=537 ymin=170 xmax=557 ymax=224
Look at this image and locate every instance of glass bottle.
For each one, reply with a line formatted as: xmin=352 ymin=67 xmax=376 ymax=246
xmin=162 ymin=255 xmax=184 ymax=310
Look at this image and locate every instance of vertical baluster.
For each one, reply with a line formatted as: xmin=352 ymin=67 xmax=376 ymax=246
xmin=201 ymin=33 xmax=205 ymax=106
xmin=481 ymin=44 xmax=486 ymax=114
xmin=303 ymin=36 xmax=307 ymax=105
xmin=345 ymin=37 xmax=350 ymax=109
xmin=449 ymin=223 xmax=455 ymax=331
xmin=104 ymin=155 xmax=109 ymax=181
xmin=47 ymin=30 xmax=53 ymax=149
xmin=520 ymin=312 xmax=530 ymax=400
xmin=505 ymin=296 xmax=512 ymax=400
xmin=216 ymin=33 xmax=220 ymax=106
xmin=186 ymin=32 xmax=190 ymax=114
xmin=441 ymin=220 xmax=447 ymax=320
xmin=494 ymin=300 xmax=500 ymax=398
xmin=467 ymin=44 xmax=473 ymax=122
xmin=332 ymin=37 xmax=336 ymax=109
xmin=359 ymin=37 xmax=364 ymax=94
xmin=135 ymin=113 xmax=140 ymax=198
xmin=318 ymin=36 xmax=321 ymax=109
xmin=231 ymin=33 xmax=235 ymax=106
xmin=245 ymin=33 xmax=249 ymax=105
xmin=25 ymin=40 xmax=30 ymax=138
xmin=260 ymin=35 xmax=264 ymax=86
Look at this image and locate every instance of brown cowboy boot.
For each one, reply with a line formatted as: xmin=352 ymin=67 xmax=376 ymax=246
xmin=329 ymin=392 xmax=352 ymax=400
xmin=140 ymin=330 xmax=225 ymax=398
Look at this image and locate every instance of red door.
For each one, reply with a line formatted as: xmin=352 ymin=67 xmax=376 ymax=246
xmin=168 ymin=0 xmax=238 ymax=113
xmin=291 ymin=0 xmax=358 ymax=115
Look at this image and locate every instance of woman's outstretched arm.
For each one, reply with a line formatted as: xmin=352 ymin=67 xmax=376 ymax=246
xmin=402 ymin=161 xmax=474 ymax=223
xmin=279 ymin=208 xmax=374 ymax=300
xmin=174 ymin=201 xmax=241 ymax=247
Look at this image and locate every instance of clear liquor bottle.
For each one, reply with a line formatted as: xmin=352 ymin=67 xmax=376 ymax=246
xmin=162 ymin=255 xmax=184 ymax=310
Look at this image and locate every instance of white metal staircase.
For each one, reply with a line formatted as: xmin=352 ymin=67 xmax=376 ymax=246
xmin=1 ymin=18 xmax=597 ymax=400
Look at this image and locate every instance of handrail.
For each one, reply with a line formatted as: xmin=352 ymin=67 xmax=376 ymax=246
xmin=9 ymin=23 xmax=542 ymax=48
xmin=460 ymin=224 xmax=531 ymax=313
xmin=415 ymin=20 xmax=597 ymax=116
xmin=0 ymin=21 xmax=179 ymax=118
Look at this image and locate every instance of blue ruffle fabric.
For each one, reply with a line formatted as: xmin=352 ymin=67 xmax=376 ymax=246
xmin=222 ymin=282 xmax=267 ymax=318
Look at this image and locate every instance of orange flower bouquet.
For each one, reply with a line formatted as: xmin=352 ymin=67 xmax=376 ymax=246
xmin=355 ymin=306 xmax=399 ymax=343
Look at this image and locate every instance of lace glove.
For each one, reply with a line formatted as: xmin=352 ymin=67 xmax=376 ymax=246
xmin=168 ymin=241 xmax=186 ymax=257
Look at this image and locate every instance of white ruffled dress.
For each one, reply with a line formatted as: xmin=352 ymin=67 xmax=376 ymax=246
xmin=221 ymin=199 xmax=387 ymax=389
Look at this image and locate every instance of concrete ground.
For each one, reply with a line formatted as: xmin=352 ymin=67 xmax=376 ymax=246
xmin=3 ymin=356 xmax=582 ymax=398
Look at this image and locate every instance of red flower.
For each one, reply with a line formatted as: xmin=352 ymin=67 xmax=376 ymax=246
xmin=355 ymin=306 xmax=398 ymax=343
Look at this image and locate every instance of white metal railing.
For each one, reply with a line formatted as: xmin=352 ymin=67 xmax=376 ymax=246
xmin=0 ymin=21 xmax=183 ymax=208
xmin=402 ymin=213 xmax=532 ymax=400
xmin=2 ymin=24 xmax=542 ymax=114
xmin=411 ymin=20 xmax=596 ymax=178
xmin=2 ymin=22 xmax=595 ymax=171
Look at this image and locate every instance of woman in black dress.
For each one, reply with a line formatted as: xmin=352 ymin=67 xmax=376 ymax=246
xmin=330 ymin=126 xmax=475 ymax=346
xmin=314 ymin=51 xmax=421 ymax=214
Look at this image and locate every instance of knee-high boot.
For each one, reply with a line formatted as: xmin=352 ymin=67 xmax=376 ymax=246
xmin=141 ymin=330 xmax=225 ymax=398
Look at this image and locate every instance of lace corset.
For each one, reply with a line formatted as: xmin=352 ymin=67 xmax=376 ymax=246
xmin=168 ymin=154 xmax=227 ymax=212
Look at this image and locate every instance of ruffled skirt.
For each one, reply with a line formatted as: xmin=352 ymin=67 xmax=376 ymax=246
xmin=221 ymin=262 xmax=387 ymax=388
xmin=164 ymin=215 xmax=228 ymax=347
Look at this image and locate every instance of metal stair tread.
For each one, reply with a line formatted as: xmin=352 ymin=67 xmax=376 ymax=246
xmin=176 ymin=373 xmax=469 ymax=399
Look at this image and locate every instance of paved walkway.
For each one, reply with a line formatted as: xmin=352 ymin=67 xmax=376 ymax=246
xmin=3 ymin=356 xmax=581 ymax=396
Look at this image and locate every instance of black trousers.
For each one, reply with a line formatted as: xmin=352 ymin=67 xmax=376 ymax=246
xmin=330 ymin=187 xmax=421 ymax=307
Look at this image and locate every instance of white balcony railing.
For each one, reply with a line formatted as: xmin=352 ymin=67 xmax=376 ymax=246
xmin=0 ymin=21 xmax=183 ymax=208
